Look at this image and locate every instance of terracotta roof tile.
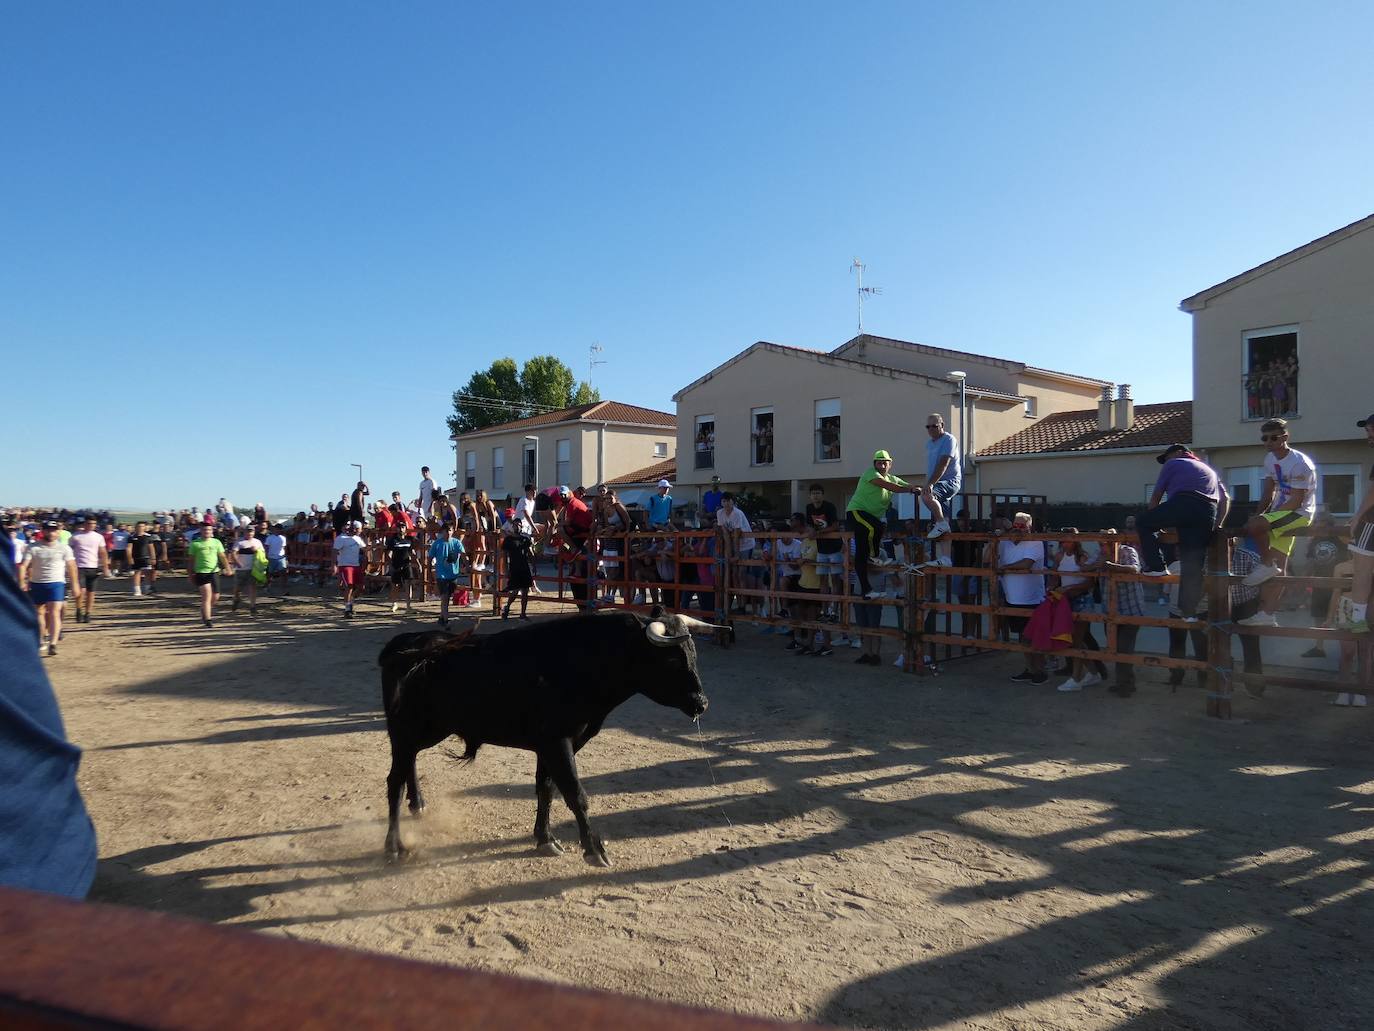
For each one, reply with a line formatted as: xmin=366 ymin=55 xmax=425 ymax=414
xmin=978 ymin=401 xmax=1192 ymax=457
xmin=452 ymin=400 xmax=675 ymax=437
xmin=606 ymin=458 xmax=677 ymax=485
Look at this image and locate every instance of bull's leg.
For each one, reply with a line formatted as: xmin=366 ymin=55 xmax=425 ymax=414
xmin=546 ymin=738 xmax=610 ymax=867
xmin=406 ymin=758 xmax=425 ymax=816
xmin=532 ymin=755 xmax=563 ymax=855
xmin=385 ymin=745 xmax=416 ymax=858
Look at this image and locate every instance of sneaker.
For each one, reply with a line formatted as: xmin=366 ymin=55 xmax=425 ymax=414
xmin=893 ymin=654 xmax=905 ymax=668
xmin=47 ymin=643 xmax=57 ymax=656
xmin=203 ymin=619 xmax=213 ymax=628
xmin=1030 ymin=673 xmax=1049 ymax=685
xmin=863 ymin=589 xmax=884 ymax=600
xmin=1009 ymin=669 xmax=1035 ymax=683
xmin=795 ymin=645 xmax=813 ymax=656
xmin=1354 ymin=695 xmax=1369 ymax=707
xmin=1242 ymin=564 xmax=1280 ymax=587
xmin=1078 ymin=671 xmax=1104 ymax=688
xmin=131 ymin=588 xmax=142 ymax=597
xmin=926 ymin=521 xmax=950 ymax=540
xmin=814 ymin=647 xmax=834 ymax=657
xmin=1333 ymin=693 xmax=1352 ymax=707
xmin=392 ymin=602 xmax=400 ymax=613
xmin=1168 ymin=609 xmax=1199 ymax=623
xmin=1057 ymin=678 xmax=1083 ymax=693
xmin=1140 ymin=569 xmax=1167 ymax=578
xmin=849 ymin=639 xmax=861 ymax=649
xmin=1301 ymin=646 xmax=1327 ymax=659
xmin=1236 ymin=611 xmax=1277 ymax=627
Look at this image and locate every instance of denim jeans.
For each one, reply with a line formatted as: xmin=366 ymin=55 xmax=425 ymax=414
xmin=1136 ymin=493 xmax=1217 ymax=617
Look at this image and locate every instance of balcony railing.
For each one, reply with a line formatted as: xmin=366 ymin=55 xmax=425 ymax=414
xmin=694 ymin=448 xmax=714 ymax=470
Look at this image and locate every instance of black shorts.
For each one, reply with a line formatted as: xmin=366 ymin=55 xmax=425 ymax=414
xmin=437 ymin=577 xmax=458 ymax=594
xmin=1005 ymin=602 xmax=1039 ymax=636
xmin=391 ymin=568 xmax=412 ymax=584
xmin=1352 ymin=519 xmax=1374 ymax=558
xmin=79 ymin=569 xmax=101 ymax=591
xmin=193 ymin=572 xmax=218 ymax=587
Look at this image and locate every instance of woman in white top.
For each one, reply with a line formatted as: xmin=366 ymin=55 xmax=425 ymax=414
xmin=1052 ymin=531 xmax=1106 ymax=692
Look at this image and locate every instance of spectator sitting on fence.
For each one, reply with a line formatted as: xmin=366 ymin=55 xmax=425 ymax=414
xmin=1136 ymin=443 xmax=1229 ymax=622
xmin=922 ymin=414 xmax=961 ymax=542
xmin=1050 ymin=530 xmax=1106 ymax=693
xmin=716 ymin=493 xmax=756 ymax=614
xmin=846 ymin=450 xmax=916 ymax=600
xmin=1238 ymin=419 xmax=1319 ymax=627
xmin=1001 ymin=512 xmax=1048 ymax=685
xmin=1093 ymin=529 xmax=1146 ymax=697
xmin=1301 ymin=511 xmax=1346 ymax=658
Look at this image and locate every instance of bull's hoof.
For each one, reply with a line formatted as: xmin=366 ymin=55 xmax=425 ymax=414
xmin=408 ymin=803 xmax=426 ymax=817
xmin=384 ymin=835 xmax=414 ymax=862
xmin=536 ymin=839 xmax=565 ymax=856
xmin=584 ymin=850 xmax=612 ymax=868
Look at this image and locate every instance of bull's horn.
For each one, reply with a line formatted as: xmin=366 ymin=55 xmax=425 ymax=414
xmin=645 ymin=620 xmax=684 ymax=646
xmin=675 ymin=614 xmax=731 ymax=633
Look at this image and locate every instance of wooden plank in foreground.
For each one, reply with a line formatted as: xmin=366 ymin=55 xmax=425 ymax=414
xmin=0 ymin=887 xmax=820 ymax=1031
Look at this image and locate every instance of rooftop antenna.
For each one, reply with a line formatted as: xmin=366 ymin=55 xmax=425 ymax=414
xmin=589 ymin=342 xmax=607 ymax=384
xmin=850 ymin=258 xmax=882 ymax=335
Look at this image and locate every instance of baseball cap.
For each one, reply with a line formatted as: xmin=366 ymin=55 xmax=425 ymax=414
xmin=873 ymin=449 xmax=892 ymax=462
xmin=1155 ymin=443 xmax=1190 ymax=465
xmin=1358 ymin=414 xmax=1374 ymax=427
xmin=43 ymin=520 xmax=60 ymax=529
xmin=558 ymin=485 xmax=571 ymax=497
xmin=657 ymin=479 xmax=671 ymax=488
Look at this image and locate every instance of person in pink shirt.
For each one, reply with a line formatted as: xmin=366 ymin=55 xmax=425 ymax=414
xmin=68 ymin=517 xmax=110 ymax=624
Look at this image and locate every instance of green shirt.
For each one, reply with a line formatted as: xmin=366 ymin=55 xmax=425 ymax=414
xmin=846 ymin=466 xmax=908 ymax=518
xmin=188 ymin=536 xmax=226 ymax=574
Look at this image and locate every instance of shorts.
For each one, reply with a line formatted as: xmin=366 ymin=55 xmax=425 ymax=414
xmin=928 ymin=479 xmax=959 ymax=505
xmin=1004 ymin=602 xmax=1039 ymax=636
xmin=193 ymin=572 xmax=218 ymax=588
xmin=111 ymin=550 xmax=127 ymax=562
xmin=79 ymin=569 xmax=101 ymax=591
xmin=815 ymin=550 xmax=844 ymax=575
xmin=234 ymin=568 xmax=256 ymax=588
xmin=1351 ymin=519 xmax=1374 ymax=558
xmin=391 ymin=567 xmax=412 ymax=585
xmin=133 ymin=559 xmax=154 ymax=572
xmin=268 ymin=558 xmax=288 ymax=573
xmin=29 ymin=581 xmax=66 ymax=605
xmin=436 ymin=577 xmax=458 ymax=594
xmin=1260 ymin=510 xmax=1312 ymax=556
xmin=1068 ymin=592 xmax=1095 ymax=613
xmin=337 ymin=565 xmax=363 ymax=588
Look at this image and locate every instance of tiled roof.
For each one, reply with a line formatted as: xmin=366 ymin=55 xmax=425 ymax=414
xmin=451 ymin=400 xmax=675 ymax=438
xmin=606 ymin=458 xmax=676 ymax=486
xmin=978 ymin=401 xmax=1192 ymax=457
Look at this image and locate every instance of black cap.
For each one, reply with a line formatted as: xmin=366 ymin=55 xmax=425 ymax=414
xmin=1358 ymin=414 xmax=1374 ymax=428
xmin=1155 ymin=443 xmax=1190 ymax=465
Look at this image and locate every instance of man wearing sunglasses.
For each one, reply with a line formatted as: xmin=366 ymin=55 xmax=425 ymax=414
xmin=1237 ymin=418 xmax=1319 ymax=627
xmin=922 ymin=413 xmax=961 ymax=542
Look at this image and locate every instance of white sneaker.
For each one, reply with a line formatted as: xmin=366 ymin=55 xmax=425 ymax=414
xmin=1057 ymin=678 xmax=1082 ymax=692
xmin=1242 ymin=564 xmax=1280 ymax=587
xmin=391 ymin=603 xmax=400 ymax=613
xmin=850 ymin=639 xmax=861 ymax=649
xmin=1078 ymin=672 xmax=1104 ymax=688
xmin=131 ymin=588 xmax=141 ymax=597
xmin=864 ymin=590 xmax=884 ymax=600
xmin=1236 ymin=611 xmax=1277 ymax=627
xmin=1140 ymin=569 xmax=1167 ymax=578
xmin=1354 ymin=695 xmax=1369 ymax=707
xmin=893 ymin=654 xmax=905 ymax=668
xmin=926 ymin=521 xmax=950 ymax=540
xmin=1333 ymin=693 xmax=1352 ymax=707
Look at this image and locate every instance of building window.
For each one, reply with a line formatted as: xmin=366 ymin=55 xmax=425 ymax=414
xmin=694 ymin=415 xmax=715 ymax=469
xmin=1024 ymin=396 xmax=1038 ymax=418
xmin=491 ymin=447 xmax=504 ymax=493
xmin=1225 ymin=466 xmax=1263 ymax=506
xmin=654 ymin=441 xmax=668 ymax=459
xmin=814 ymin=398 xmax=841 ymax=462
xmin=464 ymin=451 xmax=477 ymax=491
xmin=555 ymin=438 xmax=571 ymax=487
xmin=1320 ymin=465 xmax=1361 ymax=518
xmin=750 ymin=407 xmax=774 ymax=466
xmin=522 ymin=444 xmax=536 ymax=487
xmin=1242 ymin=326 xmax=1299 ymax=420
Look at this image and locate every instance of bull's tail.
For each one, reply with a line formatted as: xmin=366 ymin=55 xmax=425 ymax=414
xmin=441 ymin=741 xmax=481 ymax=765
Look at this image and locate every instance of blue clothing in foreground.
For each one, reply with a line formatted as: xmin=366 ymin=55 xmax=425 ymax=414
xmin=926 ymin=432 xmax=962 ymax=489
xmin=429 ymin=537 xmax=466 ymax=580
xmin=0 ymin=529 xmax=97 ymax=898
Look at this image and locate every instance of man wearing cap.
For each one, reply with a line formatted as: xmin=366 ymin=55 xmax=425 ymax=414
xmin=846 ymin=450 xmax=917 ymax=599
xmin=1134 ymin=443 xmax=1229 ymax=620
xmin=648 ymin=479 xmax=674 ymax=529
xmin=552 ymin=486 xmax=596 ymax=606
xmin=1339 ymin=412 xmax=1374 ymax=633
xmin=1237 ymin=419 xmax=1319 ymax=627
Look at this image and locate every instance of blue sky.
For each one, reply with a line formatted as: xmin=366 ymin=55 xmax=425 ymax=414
xmin=4 ymin=2 xmax=1371 ymax=509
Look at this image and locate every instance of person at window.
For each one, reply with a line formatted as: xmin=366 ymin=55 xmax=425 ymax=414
xmin=921 ymin=413 xmax=962 ymax=542
xmin=1136 ymin=444 xmax=1229 ymax=621
xmin=1238 ymin=419 xmax=1319 ymax=627
xmin=845 ymin=450 xmax=916 ymax=600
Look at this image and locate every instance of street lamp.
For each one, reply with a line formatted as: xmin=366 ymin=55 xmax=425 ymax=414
xmin=524 ymin=435 xmax=540 ymax=488
xmin=350 ymin=462 xmax=364 ymax=484
xmin=948 ymin=371 xmax=968 ymax=481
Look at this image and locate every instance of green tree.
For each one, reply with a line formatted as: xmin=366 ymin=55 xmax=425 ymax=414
xmin=447 ymin=355 xmax=600 ymax=436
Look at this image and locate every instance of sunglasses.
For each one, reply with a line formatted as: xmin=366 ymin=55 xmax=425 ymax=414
xmin=925 ymin=424 xmax=940 ymax=429
xmin=1260 ymin=433 xmax=1286 ymax=442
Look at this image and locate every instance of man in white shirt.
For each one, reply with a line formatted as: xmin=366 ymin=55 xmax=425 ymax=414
xmin=998 ymin=512 xmax=1048 ymax=684
xmin=513 ymin=483 xmax=539 ymax=536
xmin=419 ymin=467 xmax=437 ymax=518
xmin=716 ymin=493 xmax=755 ymax=613
xmin=264 ymin=524 xmax=289 ymax=596
xmin=1238 ymin=419 xmax=1319 ymax=627
xmin=230 ymin=526 xmax=266 ymax=615
xmin=68 ymin=518 xmax=109 ymax=625
xmin=19 ymin=522 xmax=78 ymax=656
xmin=332 ymin=521 xmax=368 ymax=619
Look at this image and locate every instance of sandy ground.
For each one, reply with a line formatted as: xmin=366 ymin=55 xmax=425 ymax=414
xmin=45 ymin=575 xmax=1374 ymax=1030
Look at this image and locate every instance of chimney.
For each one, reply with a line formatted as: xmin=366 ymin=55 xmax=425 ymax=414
xmin=1097 ymin=384 xmax=1114 ymax=432
xmin=1115 ymin=383 xmax=1134 ymax=430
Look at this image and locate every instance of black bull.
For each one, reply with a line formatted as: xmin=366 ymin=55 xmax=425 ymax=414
xmin=378 ymin=609 xmax=716 ymax=866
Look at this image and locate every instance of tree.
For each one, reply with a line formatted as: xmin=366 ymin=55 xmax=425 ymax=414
xmin=447 ymin=355 xmax=601 ymax=436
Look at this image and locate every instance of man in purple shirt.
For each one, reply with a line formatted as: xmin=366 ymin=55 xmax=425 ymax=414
xmin=1135 ymin=444 xmax=1231 ymax=619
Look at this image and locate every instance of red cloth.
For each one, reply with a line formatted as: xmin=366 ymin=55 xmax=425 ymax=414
xmin=1025 ymin=594 xmax=1074 ymax=651
xmin=375 ymin=508 xmax=394 ymax=532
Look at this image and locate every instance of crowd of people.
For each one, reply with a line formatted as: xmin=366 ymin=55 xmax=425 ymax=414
xmin=1244 ymin=355 xmax=1300 ymax=419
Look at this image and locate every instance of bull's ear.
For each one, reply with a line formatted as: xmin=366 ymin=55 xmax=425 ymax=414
xmin=648 ymin=604 xmax=666 ymax=621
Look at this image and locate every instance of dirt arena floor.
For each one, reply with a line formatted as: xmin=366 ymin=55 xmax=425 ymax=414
xmin=49 ymin=577 xmax=1374 ymax=1030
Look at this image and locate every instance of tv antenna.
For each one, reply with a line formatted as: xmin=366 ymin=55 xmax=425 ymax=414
xmin=850 ymin=258 xmax=882 ymax=334
xmin=589 ymin=342 xmax=607 ymax=384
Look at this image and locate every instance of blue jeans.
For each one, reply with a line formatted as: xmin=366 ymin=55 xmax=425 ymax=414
xmin=1136 ymin=493 xmax=1217 ymax=617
